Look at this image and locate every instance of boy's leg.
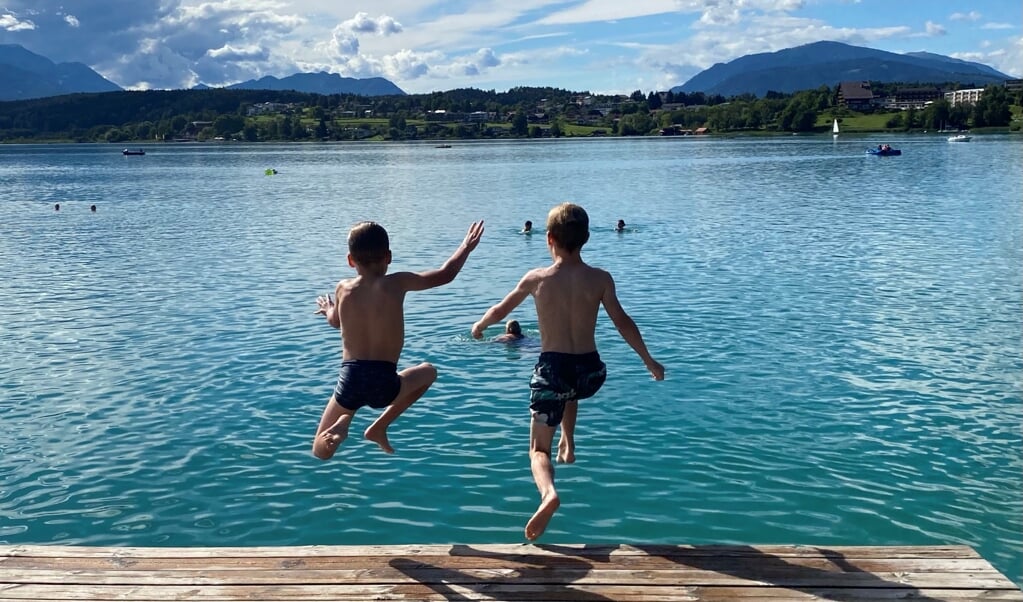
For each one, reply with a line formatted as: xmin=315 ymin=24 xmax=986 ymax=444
xmin=312 ymin=395 xmax=356 ymax=461
xmin=364 ymin=362 xmax=437 ymax=454
xmin=525 ymin=418 xmax=561 ymax=541
xmin=557 ymin=399 xmax=578 ymax=464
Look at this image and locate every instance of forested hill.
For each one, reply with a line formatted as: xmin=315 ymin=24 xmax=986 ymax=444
xmin=676 ymin=41 xmax=1013 ymax=97
xmin=0 ymin=86 xmax=583 ymax=141
xmin=0 ymin=89 xmax=317 ymax=136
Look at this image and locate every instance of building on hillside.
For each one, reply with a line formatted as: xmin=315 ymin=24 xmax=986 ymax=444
xmin=837 ymin=81 xmax=874 ymax=111
xmin=884 ymin=86 xmax=943 ymax=110
xmin=945 ymin=88 xmax=985 ymax=106
xmin=1005 ymin=79 xmax=1023 ymax=92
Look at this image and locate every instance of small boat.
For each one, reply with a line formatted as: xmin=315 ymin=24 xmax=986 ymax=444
xmin=832 ymin=119 xmax=839 ymax=138
xmin=122 ymin=149 xmax=145 ymax=156
xmin=947 ymin=134 xmax=972 ymax=143
xmin=435 ymin=144 xmax=452 ymax=148
xmin=866 ymin=146 xmax=901 ymax=156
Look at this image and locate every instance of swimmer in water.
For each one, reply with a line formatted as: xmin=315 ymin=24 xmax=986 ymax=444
xmin=522 ymin=220 xmax=533 ymax=235
xmin=614 ymin=219 xmax=625 ymax=232
xmin=493 ymin=319 xmax=525 ymax=343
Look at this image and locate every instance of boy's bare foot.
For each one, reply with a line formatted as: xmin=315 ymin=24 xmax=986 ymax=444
xmin=556 ymin=440 xmax=575 ymax=464
xmin=364 ymin=425 xmax=395 ymax=454
xmin=314 ymin=416 xmax=351 ymax=460
xmin=525 ymin=493 xmax=560 ymax=541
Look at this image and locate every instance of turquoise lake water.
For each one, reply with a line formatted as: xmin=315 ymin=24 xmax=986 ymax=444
xmin=1 ymin=136 xmax=1020 ymax=584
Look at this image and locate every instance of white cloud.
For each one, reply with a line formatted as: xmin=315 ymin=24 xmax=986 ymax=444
xmin=949 ymin=11 xmax=981 ymax=22
xmin=537 ymin=0 xmax=678 ymax=26
xmin=0 ymin=11 xmax=36 ymax=31
xmin=341 ymin=12 xmax=403 ymax=35
xmin=981 ymin=22 xmax=1014 ymax=30
xmin=63 ymin=14 xmax=80 ymax=28
xmin=381 ymin=48 xmax=432 ymax=79
xmin=206 ymin=43 xmax=268 ymax=61
xmin=925 ymin=20 xmax=946 ymax=36
xmin=328 ymin=29 xmax=360 ymax=57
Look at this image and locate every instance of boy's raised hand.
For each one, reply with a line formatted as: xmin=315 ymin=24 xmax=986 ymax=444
xmin=462 ymin=220 xmax=485 ymax=252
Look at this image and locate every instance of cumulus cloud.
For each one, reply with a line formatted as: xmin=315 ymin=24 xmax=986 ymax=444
xmin=382 ymin=49 xmax=432 ymax=79
xmin=341 ymin=12 xmax=403 ymax=36
xmin=1 ymin=11 xmax=36 ymax=31
xmin=206 ymin=43 xmax=268 ymax=62
xmin=949 ymin=11 xmax=981 ymax=21
xmin=328 ymin=30 xmax=360 ymax=58
xmin=63 ymin=14 xmax=80 ymax=28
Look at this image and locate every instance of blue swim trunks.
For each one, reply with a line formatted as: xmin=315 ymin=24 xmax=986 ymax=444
xmin=333 ymin=360 xmax=402 ymax=411
xmin=529 ymin=351 xmax=607 ymax=427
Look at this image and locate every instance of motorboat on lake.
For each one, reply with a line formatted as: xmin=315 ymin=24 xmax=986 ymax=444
xmin=122 ymin=149 xmax=145 ymax=156
xmin=866 ymin=145 xmax=901 ymax=156
xmin=947 ymin=134 xmax=972 ymax=142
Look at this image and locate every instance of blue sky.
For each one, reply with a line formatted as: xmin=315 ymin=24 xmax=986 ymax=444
xmin=1 ymin=1 xmax=1020 ymax=94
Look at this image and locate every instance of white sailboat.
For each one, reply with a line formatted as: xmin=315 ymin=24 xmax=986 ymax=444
xmin=832 ymin=119 xmax=840 ymax=137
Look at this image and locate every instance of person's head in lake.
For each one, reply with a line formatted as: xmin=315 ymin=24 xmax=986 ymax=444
xmin=90 ymin=205 xmax=97 ymax=212
xmin=505 ymin=319 xmax=523 ymax=337
xmin=347 ymin=221 xmax=391 ymax=274
xmin=615 ymin=219 xmax=626 ymax=231
xmin=523 ymin=220 xmax=533 ymax=233
xmin=546 ymin=202 xmax=589 ymax=253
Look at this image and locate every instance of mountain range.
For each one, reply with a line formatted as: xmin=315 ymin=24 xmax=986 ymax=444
xmin=1 ymin=41 xmax=1014 ymax=103
xmin=0 ymin=45 xmax=405 ymax=101
xmin=674 ymin=41 xmax=1013 ymax=97
xmin=0 ymin=44 xmax=121 ymax=101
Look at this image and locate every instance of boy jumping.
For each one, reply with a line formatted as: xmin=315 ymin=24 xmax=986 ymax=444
xmin=314 ymin=220 xmax=484 ymax=459
xmin=471 ymin=203 xmax=663 ymax=540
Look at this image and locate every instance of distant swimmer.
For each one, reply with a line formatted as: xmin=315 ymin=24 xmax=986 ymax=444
xmin=54 ymin=203 xmax=60 ymax=211
xmin=493 ymin=319 xmax=525 ymax=343
xmin=265 ymin=168 xmax=278 ymax=175
xmin=471 ymin=203 xmax=663 ymax=541
xmin=90 ymin=205 xmax=97 ymax=212
xmin=312 ymin=219 xmax=484 ymax=459
xmin=521 ymin=220 xmax=533 ymax=235
xmin=614 ymin=219 xmax=626 ymax=232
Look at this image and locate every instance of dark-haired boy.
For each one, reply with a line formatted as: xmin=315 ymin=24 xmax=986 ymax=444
xmin=313 ymin=220 xmax=484 ymax=459
xmin=471 ymin=203 xmax=663 ymax=540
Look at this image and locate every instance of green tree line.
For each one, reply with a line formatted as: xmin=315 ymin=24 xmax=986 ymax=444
xmin=0 ymin=82 xmax=1017 ymax=143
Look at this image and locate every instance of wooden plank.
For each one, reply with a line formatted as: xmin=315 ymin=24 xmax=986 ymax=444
xmin=0 ymin=567 xmax=1017 ymax=589
xmin=0 ymin=554 xmax=1001 ymax=573
xmin=0 ymin=584 xmax=1021 ymax=601
xmin=0 ymin=544 xmax=984 ymax=560
xmin=0 ymin=544 xmax=1018 ymax=602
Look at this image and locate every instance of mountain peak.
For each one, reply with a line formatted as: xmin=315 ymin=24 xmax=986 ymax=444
xmin=674 ymin=41 xmax=1012 ymax=97
xmin=0 ymin=44 xmax=121 ymax=101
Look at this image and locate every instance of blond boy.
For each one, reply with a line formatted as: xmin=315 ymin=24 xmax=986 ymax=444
xmin=471 ymin=203 xmax=663 ymax=540
xmin=313 ymin=220 xmax=484 ymax=459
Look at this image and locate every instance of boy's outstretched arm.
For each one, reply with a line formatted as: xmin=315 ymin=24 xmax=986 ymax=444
xmin=400 ymin=221 xmax=485 ymax=291
xmin=471 ymin=273 xmax=535 ymax=339
xmin=601 ymin=274 xmax=665 ymax=380
xmin=315 ymin=291 xmax=341 ymax=329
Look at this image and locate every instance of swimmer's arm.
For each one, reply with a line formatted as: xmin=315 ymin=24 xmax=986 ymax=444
xmin=471 ymin=272 xmax=536 ymax=339
xmin=397 ymin=221 xmax=485 ymax=292
xmin=600 ymin=273 xmax=664 ymax=380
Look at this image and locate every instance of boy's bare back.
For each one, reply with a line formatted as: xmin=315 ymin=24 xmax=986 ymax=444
xmin=518 ymin=261 xmax=610 ymax=354
xmin=332 ymin=274 xmax=410 ymax=363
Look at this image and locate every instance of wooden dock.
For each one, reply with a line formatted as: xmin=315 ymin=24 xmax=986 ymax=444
xmin=1 ymin=543 xmax=1020 ymax=601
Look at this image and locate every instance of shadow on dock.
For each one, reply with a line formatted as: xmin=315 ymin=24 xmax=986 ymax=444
xmin=634 ymin=544 xmax=944 ymax=602
xmin=390 ymin=544 xmax=615 ymax=601
xmin=389 ymin=543 xmax=944 ymax=602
